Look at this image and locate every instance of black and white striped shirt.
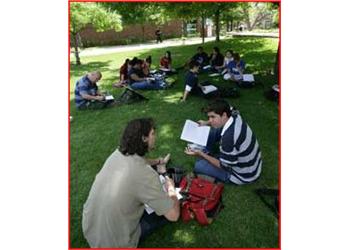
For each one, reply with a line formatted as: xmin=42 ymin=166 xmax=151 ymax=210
xmin=219 ymin=113 xmax=262 ymax=184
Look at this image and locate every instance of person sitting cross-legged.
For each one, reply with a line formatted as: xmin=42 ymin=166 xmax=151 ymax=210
xmin=74 ymin=71 xmax=115 ymax=110
xmin=227 ymin=53 xmax=246 ymax=82
xmin=184 ymin=99 xmax=262 ymax=184
xmin=113 ymin=58 xmax=130 ymax=88
xmin=190 ymin=46 xmax=209 ymax=68
xmin=128 ymin=58 xmax=166 ymax=90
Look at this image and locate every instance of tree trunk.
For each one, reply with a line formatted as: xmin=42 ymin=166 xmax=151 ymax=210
xmin=73 ymin=33 xmax=81 ymax=65
xmin=215 ymin=9 xmax=220 ymax=42
xmin=201 ymin=15 xmax=205 ymax=44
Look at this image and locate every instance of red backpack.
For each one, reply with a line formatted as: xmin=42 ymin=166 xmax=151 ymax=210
xmin=179 ymin=174 xmax=224 ymax=226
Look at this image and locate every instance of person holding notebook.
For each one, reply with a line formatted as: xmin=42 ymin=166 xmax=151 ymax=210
xmin=184 ymin=99 xmax=262 ymax=184
xmin=82 ymin=118 xmax=179 ymax=248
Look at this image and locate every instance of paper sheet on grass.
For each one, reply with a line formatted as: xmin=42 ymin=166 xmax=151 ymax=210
xmin=243 ymin=74 xmax=255 ymax=82
xmin=201 ymin=85 xmax=218 ymax=95
xmin=105 ymin=95 xmax=114 ymax=101
xmin=180 ymin=120 xmax=210 ymax=146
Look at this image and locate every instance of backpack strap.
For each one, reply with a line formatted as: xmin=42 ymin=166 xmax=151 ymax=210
xmin=192 ymin=208 xmax=210 ymax=225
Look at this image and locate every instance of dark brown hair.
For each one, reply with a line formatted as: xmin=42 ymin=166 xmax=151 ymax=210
xmin=202 ymin=99 xmax=232 ymax=118
xmin=119 ymin=118 xmax=155 ymax=156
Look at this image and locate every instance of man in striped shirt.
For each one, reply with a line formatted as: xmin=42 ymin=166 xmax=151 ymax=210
xmin=184 ymin=99 xmax=262 ymax=184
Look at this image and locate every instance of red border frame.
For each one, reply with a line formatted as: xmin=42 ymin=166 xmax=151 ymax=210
xmin=68 ymin=1 xmax=281 ymax=249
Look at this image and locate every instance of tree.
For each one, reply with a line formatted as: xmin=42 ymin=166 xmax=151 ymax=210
xmin=70 ymin=2 xmax=122 ymax=65
xmin=103 ymin=2 xmax=170 ymax=42
xmin=238 ymin=2 xmax=278 ymax=31
xmin=164 ymin=2 xmax=213 ymax=44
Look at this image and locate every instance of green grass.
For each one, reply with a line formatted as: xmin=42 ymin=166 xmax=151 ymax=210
xmin=70 ymin=37 xmax=279 ymax=248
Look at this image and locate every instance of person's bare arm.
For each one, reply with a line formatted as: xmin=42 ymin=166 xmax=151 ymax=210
xmin=81 ymin=93 xmax=104 ymax=101
xmin=184 ymin=147 xmax=221 ymax=168
xmin=163 ymin=177 xmax=180 ymax=221
xmin=181 ymin=90 xmax=190 ymax=102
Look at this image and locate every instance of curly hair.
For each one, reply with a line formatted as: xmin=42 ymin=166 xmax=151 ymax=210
xmin=119 ymin=118 xmax=155 ymax=156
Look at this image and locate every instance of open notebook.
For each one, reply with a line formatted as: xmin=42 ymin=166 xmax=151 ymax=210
xmin=180 ymin=120 xmax=210 ymax=146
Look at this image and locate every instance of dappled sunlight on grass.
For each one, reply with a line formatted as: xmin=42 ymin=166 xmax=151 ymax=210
xmin=173 ymin=229 xmax=196 ymax=244
xmin=70 ymin=37 xmax=279 ymax=248
xmin=162 ymin=92 xmax=183 ymax=103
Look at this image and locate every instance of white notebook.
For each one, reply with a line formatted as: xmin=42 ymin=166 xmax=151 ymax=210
xmin=243 ymin=74 xmax=255 ymax=82
xmin=201 ymin=85 xmax=218 ymax=94
xmin=180 ymin=120 xmax=210 ymax=146
xmin=105 ymin=95 xmax=114 ymax=101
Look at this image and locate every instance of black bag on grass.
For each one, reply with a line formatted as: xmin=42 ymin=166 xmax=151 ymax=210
xmin=115 ymin=87 xmax=148 ymax=105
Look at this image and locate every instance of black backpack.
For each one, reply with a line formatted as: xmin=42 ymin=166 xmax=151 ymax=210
xmin=115 ymin=87 xmax=148 ymax=105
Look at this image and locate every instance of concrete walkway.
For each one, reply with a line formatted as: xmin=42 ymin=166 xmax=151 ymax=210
xmin=73 ymin=31 xmax=279 ymax=58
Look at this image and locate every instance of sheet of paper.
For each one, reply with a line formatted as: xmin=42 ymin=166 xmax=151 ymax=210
xmin=201 ymin=85 xmax=218 ymax=94
xmin=202 ymin=65 xmax=211 ymax=70
xmin=105 ymin=95 xmax=114 ymax=101
xmin=209 ymin=73 xmax=220 ymax=77
xmin=243 ymin=74 xmax=255 ymax=82
xmin=180 ymin=120 xmax=210 ymax=146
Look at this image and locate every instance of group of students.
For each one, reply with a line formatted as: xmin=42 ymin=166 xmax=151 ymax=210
xmin=82 ymin=99 xmax=262 ymax=248
xmin=74 ymin=46 xmax=246 ymax=109
xmin=181 ymin=46 xmax=246 ymax=102
xmin=113 ymin=51 xmax=176 ymax=90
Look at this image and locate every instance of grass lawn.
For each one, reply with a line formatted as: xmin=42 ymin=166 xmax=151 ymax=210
xmin=70 ymin=37 xmax=279 ymax=248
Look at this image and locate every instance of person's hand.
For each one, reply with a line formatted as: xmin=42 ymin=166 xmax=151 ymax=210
xmin=96 ymin=95 xmax=105 ymax=101
xmin=197 ymin=120 xmax=208 ymax=126
xmin=184 ymin=147 xmax=201 ymax=157
xmin=164 ymin=176 xmax=176 ymax=194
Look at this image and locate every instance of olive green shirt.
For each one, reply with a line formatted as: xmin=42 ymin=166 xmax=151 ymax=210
xmin=82 ymin=149 xmax=173 ymax=247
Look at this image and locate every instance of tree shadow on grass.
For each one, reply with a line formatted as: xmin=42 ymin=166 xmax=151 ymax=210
xmin=69 ymin=37 xmax=279 ymax=248
xmin=70 ymin=60 xmax=113 ymax=79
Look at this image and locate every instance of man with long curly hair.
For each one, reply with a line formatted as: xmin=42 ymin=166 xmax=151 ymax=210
xmin=82 ymin=118 xmax=179 ymax=247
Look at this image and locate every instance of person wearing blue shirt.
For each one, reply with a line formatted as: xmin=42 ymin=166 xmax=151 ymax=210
xmin=191 ymin=46 xmax=209 ymax=68
xmin=227 ymin=53 xmax=245 ymax=82
xmin=181 ymin=61 xmax=205 ymax=102
xmin=184 ymin=99 xmax=262 ymax=184
xmin=75 ymin=71 xmax=114 ymax=110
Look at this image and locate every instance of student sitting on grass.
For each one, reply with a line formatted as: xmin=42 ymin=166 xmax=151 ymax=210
xmin=217 ymin=49 xmax=235 ymax=74
xmin=208 ymin=47 xmax=225 ymax=72
xmin=128 ymin=58 xmax=166 ymax=90
xmin=180 ymin=60 xmax=205 ymax=102
xmin=191 ymin=46 xmax=209 ymax=68
xmin=160 ymin=51 xmax=176 ymax=74
xmin=184 ymin=99 xmax=262 ymax=184
xmin=75 ymin=71 xmax=115 ymax=110
xmin=227 ymin=53 xmax=245 ymax=82
xmin=142 ymin=56 xmax=152 ymax=77
xmin=113 ymin=58 xmax=130 ymax=88
xmin=82 ymin=118 xmax=180 ymax=248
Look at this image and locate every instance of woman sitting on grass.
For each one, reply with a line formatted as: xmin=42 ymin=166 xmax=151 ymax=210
xmin=113 ymin=58 xmax=130 ymax=88
xmin=227 ymin=53 xmax=245 ymax=82
xmin=216 ymin=49 xmax=235 ymax=74
xmin=142 ymin=56 xmax=152 ymax=77
xmin=208 ymin=47 xmax=225 ymax=72
xmin=160 ymin=51 xmax=176 ymax=74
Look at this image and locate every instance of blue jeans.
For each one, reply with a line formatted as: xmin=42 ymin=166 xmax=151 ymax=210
xmin=130 ymin=80 xmax=165 ymax=90
xmin=193 ymin=128 xmax=231 ymax=183
xmin=139 ymin=211 xmax=168 ymax=244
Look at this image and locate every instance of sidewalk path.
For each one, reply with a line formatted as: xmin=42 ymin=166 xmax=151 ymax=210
xmin=73 ymin=32 xmax=279 ymax=58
